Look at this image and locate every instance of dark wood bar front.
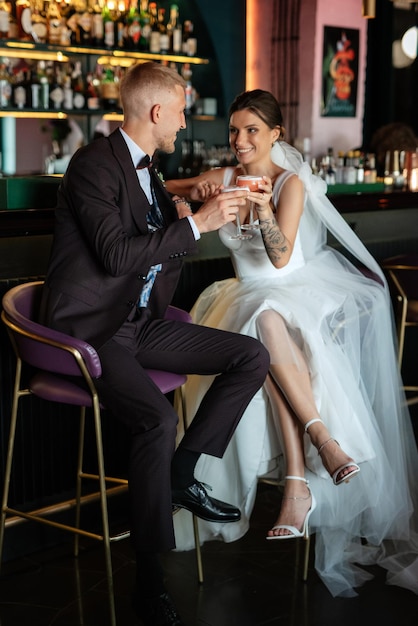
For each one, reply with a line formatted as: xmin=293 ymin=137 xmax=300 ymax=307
xmin=2 ymin=186 xmax=417 ymax=289
xmin=1 ymin=189 xmax=417 ymax=235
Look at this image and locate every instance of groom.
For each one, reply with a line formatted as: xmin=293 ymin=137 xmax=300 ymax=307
xmin=40 ymin=62 xmax=269 ymax=625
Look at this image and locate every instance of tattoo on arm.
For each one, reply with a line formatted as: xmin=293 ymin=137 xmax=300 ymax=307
xmin=259 ymin=217 xmax=288 ymax=264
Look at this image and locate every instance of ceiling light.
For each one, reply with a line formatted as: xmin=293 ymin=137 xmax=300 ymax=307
xmin=401 ymin=25 xmax=418 ymax=59
xmin=392 ymin=39 xmax=415 ymax=66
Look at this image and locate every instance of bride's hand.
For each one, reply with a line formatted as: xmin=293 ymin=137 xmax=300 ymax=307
xmin=248 ymin=176 xmax=273 ymax=214
xmin=190 ymin=180 xmax=221 ymax=202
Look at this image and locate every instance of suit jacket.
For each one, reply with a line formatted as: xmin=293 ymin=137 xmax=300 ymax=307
xmin=40 ymin=129 xmax=199 ymax=348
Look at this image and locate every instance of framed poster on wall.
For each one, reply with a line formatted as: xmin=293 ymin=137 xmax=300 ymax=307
xmin=321 ymin=26 xmax=359 ymax=117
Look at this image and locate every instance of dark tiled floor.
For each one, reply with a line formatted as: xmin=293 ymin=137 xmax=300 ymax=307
xmin=1 ymin=482 xmax=418 ymax=626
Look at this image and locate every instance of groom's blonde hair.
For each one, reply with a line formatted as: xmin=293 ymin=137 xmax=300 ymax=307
xmin=120 ymin=62 xmax=186 ymax=118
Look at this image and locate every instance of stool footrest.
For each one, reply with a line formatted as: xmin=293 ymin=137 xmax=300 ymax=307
xmin=4 ymin=483 xmax=129 ymax=531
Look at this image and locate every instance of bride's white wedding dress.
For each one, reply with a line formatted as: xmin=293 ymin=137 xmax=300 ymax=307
xmin=173 ymin=142 xmax=418 ymax=598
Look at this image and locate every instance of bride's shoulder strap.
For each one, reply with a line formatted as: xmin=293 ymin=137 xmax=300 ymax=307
xmin=223 ymin=167 xmax=236 ymax=186
xmin=273 ymin=170 xmax=298 ymax=203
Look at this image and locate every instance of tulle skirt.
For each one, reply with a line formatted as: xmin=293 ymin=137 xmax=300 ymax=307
xmin=173 ymin=247 xmax=418 ymax=598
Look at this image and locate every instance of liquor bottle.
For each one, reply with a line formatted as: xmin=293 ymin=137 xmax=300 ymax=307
xmin=148 ymin=1 xmax=160 ymax=53
xmin=7 ymin=2 xmax=18 ymax=38
xmin=71 ymin=60 xmax=86 ymax=109
xmin=317 ymin=157 xmax=327 ymax=181
xmin=24 ymin=68 xmax=35 ymax=107
xmin=352 ymin=150 xmax=363 ymax=183
xmin=18 ymin=68 xmax=32 ymax=109
xmin=113 ymin=1 xmax=126 ymax=48
xmin=368 ymin=154 xmax=377 ymax=183
xmin=139 ymin=0 xmax=151 ymax=51
xmin=49 ymin=65 xmax=65 ymax=110
xmin=335 ymin=151 xmax=345 ymax=183
xmin=344 ymin=151 xmax=356 ymax=184
xmin=363 ymin=153 xmax=377 ymax=184
xmin=85 ymin=71 xmax=99 ymax=109
xmin=391 ymin=150 xmax=405 ymax=189
xmin=172 ymin=24 xmax=182 ymax=54
xmin=325 ymin=150 xmax=336 ymax=185
xmin=47 ymin=0 xmax=62 ymax=45
xmin=181 ymin=62 xmax=194 ymax=113
xmin=16 ymin=0 xmax=32 ymax=41
xmin=125 ymin=0 xmax=141 ymax=50
xmin=30 ymin=67 xmax=41 ymax=108
xmin=90 ymin=0 xmax=104 ymax=46
xmin=310 ymin=157 xmax=318 ymax=176
xmin=77 ymin=0 xmax=93 ymax=46
xmin=302 ymin=137 xmax=311 ymax=164
xmin=13 ymin=70 xmax=27 ymax=108
xmin=181 ymin=19 xmax=191 ymax=54
xmin=37 ymin=60 xmax=50 ymax=108
xmin=356 ymin=153 xmax=365 ymax=183
xmin=62 ymin=73 xmax=73 ymax=109
xmin=31 ymin=0 xmax=47 ymax=43
xmin=158 ymin=7 xmax=169 ymax=54
xmin=182 ymin=19 xmax=196 ymax=56
xmin=0 ymin=62 xmax=12 ymax=108
xmin=0 ymin=0 xmax=10 ymax=38
xmin=166 ymin=3 xmax=179 ymax=53
xmin=101 ymin=66 xmax=119 ymax=109
xmin=102 ymin=2 xmax=115 ymax=49
xmin=66 ymin=0 xmax=81 ymax=44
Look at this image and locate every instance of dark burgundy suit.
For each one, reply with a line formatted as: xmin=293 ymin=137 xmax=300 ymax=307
xmin=40 ymin=129 xmax=269 ymax=551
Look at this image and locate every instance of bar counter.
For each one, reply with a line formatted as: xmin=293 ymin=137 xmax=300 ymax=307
xmin=0 ymin=184 xmax=417 ymax=238
xmin=1 ymin=180 xmax=418 ymax=303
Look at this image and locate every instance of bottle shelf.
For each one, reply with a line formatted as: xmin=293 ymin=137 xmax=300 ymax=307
xmin=0 ymin=109 xmax=217 ymax=122
xmin=0 ymin=107 xmax=121 ymax=119
xmin=0 ymin=39 xmax=212 ymax=123
xmin=0 ymin=39 xmax=209 ymax=66
xmin=0 ymin=111 xmax=218 ymax=126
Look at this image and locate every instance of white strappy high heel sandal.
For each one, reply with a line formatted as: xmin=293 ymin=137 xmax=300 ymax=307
xmin=305 ymin=418 xmax=360 ymax=486
xmin=266 ymin=476 xmax=316 ymax=540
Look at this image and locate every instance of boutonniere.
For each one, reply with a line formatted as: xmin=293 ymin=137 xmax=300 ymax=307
xmin=156 ymin=170 xmax=166 ymax=186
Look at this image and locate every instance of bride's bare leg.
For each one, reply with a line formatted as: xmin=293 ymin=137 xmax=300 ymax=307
xmin=264 ymin=374 xmax=312 ymax=537
xmin=256 ymin=310 xmax=358 ymax=483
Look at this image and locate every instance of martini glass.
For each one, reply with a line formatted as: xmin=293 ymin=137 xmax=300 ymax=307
xmin=221 ymin=185 xmax=253 ymax=240
xmin=236 ymin=175 xmax=264 ymax=230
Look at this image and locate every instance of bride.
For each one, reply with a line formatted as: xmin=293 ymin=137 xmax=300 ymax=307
xmin=165 ymin=89 xmax=418 ymax=598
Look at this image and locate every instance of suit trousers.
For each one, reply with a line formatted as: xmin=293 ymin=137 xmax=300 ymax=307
xmin=94 ymin=315 xmax=270 ymax=552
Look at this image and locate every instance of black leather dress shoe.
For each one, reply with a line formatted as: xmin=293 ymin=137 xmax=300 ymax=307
xmin=133 ymin=592 xmax=185 ymax=626
xmin=172 ymin=480 xmax=241 ymax=523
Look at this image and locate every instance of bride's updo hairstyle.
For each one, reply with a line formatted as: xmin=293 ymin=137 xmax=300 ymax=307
xmin=228 ymin=89 xmax=286 ymax=140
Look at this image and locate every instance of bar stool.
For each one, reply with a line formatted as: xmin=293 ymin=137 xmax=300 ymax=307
xmin=381 ymin=254 xmax=418 ymax=406
xmin=0 ymin=281 xmax=203 ymax=626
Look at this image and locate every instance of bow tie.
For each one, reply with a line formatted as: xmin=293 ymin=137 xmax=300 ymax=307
xmin=136 ymin=154 xmax=157 ymax=170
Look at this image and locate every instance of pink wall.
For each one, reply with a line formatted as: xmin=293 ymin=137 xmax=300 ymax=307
xmin=16 ymin=119 xmax=58 ymax=175
xmin=300 ymin=0 xmax=367 ymax=159
xmin=248 ymin=0 xmax=368 ymax=160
